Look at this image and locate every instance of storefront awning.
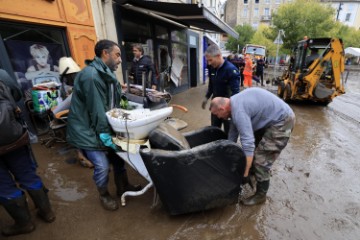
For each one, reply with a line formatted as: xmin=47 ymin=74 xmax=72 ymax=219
xmin=117 ymin=0 xmax=239 ymax=39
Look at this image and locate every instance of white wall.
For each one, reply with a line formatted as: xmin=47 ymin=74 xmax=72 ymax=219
xmin=90 ymin=0 xmax=124 ymax=83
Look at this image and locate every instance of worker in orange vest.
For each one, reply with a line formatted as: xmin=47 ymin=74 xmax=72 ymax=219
xmin=243 ymin=54 xmax=253 ymax=88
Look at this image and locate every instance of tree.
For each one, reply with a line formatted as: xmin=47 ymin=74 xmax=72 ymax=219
xmin=271 ymin=0 xmax=336 ymax=50
xmin=330 ymin=23 xmax=360 ymax=48
xmin=250 ymin=24 xmax=277 ymax=57
xmin=225 ymin=24 xmax=256 ymax=53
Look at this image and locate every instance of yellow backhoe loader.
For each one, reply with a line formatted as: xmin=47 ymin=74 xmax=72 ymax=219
xmin=277 ymin=38 xmax=345 ymax=105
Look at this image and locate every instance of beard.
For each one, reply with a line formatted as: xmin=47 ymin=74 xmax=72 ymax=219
xmin=106 ymin=58 xmax=119 ymax=72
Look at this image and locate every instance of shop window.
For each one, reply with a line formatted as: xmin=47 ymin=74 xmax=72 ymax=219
xmin=0 ymin=22 xmax=68 ymax=101
xmin=123 ymin=39 xmax=154 ymax=83
xmin=122 ymin=18 xmax=151 ymax=40
xmin=170 ymin=43 xmax=188 ymax=88
xmin=171 ymin=30 xmax=187 ymax=42
xmin=156 ymin=25 xmax=168 ymax=40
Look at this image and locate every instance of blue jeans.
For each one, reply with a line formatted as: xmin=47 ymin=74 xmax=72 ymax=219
xmin=0 ymin=145 xmax=43 ymax=203
xmin=81 ymin=149 xmax=125 ymax=188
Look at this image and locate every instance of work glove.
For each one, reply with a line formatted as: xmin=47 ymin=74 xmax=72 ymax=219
xmin=241 ymin=176 xmax=254 ymax=189
xmin=201 ymin=97 xmax=208 ymax=110
xmin=99 ymin=133 xmax=121 ymax=152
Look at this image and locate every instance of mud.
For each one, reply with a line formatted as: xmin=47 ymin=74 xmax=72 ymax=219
xmin=1 ymin=71 xmax=360 ymax=240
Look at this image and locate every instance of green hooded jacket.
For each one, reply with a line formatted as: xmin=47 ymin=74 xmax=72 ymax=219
xmin=66 ymin=57 xmax=122 ymax=150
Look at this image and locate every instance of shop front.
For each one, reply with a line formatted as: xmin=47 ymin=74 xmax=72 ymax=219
xmin=0 ymin=0 xmax=97 ymax=134
xmin=113 ymin=0 xmax=238 ymax=94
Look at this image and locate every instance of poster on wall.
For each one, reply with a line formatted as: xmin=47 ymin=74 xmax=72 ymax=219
xmin=5 ymin=40 xmax=63 ymax=99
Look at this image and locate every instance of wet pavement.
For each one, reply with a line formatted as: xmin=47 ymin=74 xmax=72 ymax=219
xmin=1 ymin=70 xmax=360 ymax=240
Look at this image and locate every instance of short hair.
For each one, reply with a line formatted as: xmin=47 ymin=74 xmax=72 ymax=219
xmin=94 ymin=39 xmax=119 ymax=57
xmin=205 ymin=44 xmax=221 ymax=57
xmin=210 ymin=97 xmax=226 ymax=111
xmin=132 ymin=43 xmax=144 ymax=55
xmin=30 ymin=44 xmax=49 ymax=58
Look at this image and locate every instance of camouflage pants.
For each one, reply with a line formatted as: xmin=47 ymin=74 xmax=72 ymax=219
xmin=252 ymin=113 xmax=295 ymax=182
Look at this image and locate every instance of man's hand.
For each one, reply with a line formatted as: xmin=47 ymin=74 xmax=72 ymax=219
xmin=99 ymin=133 xmax=121 ymax=152
xmin=201 ymin=97 xmax=208 ymax=110
xmin=242 ymin=176 xmax=254 ymax=189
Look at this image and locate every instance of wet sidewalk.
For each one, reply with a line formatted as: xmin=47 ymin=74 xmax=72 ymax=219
xmin=2 ymin=80 xmax=358 ymax=240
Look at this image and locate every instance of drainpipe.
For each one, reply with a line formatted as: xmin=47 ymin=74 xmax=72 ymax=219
xmin=97 ymin=0 xmax=107 ymax=39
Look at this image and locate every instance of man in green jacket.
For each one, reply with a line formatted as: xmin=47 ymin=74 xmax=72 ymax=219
xmin=67 ymin=39 xmax=141 ymax=211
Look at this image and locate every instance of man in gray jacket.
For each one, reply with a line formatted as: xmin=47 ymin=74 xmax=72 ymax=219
xmin=210 ymin=88 xmax=295 ymax=205
xmin=67 ymin=40 xmax=141 ymax=211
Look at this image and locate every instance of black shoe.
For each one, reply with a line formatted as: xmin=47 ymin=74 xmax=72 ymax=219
xmin=2 ymin=221 xmax=35 ymax=237
xmin=2 ymin=195 xmax=36 ymax=237
xmin=27 ymin=188 xmax=56 ymax=223
xmin=241 ymin=180 xmax=269 ymax=206
xmin=241 ymin=191 xmax=266 ymax=206
xmin=115 ymin=172 xmax=142 ymax=197
xmin=98 ymin=187 xmax=119 ymax=211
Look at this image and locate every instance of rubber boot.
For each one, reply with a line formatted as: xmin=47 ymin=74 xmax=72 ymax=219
xmin=1 ymin=195 xmax=35 ymax=237
xmin=97 ymin=187 xmax=118 ymax=211
xmin=27 ymin=187 xmax=56 ymax=223
xmin=242 ymin=180 xmax=269 ymax=206
xmin=114 ymin=171 xmax=142 ymax=197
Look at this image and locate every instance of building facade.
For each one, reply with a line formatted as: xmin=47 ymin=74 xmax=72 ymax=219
xmin=321 ymin=0 xmax=360 ymax=29
xmin=113 ymin=0 xmax=237 ymax=93
xmin=0 ymin=0 xmax=97 ymax=77
xmin=224 ymin=0 xmax=293 ymax=28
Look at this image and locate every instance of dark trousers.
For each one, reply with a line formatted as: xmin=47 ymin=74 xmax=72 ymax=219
xmin=240 ymin=72 xmax=244 ymax=87
xmin=82 ymin=149 xmax=126 ymax=188
xmin=0 ymin=146 xmax=43 ymax=202
xmin=211 ymin=113 xmax=230 ymax=136
xmin=256 ymin=71 xmax=264 ymax=85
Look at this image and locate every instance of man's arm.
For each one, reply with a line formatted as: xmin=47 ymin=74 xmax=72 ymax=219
xmin=80 ymin=73 xmax=111 ymax=135
xmin=228 ymin=67 xmax=240 ymax=95
xmin=244 ymin=156 xmax=254 ymax=177
xmin=233 ymin=112 xmax=255 ymax=176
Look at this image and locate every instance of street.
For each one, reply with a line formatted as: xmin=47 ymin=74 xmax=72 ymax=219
xmin=1 ymin=71 xmax=360 ymax=240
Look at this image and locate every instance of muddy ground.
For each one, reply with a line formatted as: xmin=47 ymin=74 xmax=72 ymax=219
xmin=1 ymin=70 xmax=360 ymax=240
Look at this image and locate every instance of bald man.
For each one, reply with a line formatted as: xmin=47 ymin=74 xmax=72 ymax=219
xmin=210 ymin=88 xmax=295 ymax=205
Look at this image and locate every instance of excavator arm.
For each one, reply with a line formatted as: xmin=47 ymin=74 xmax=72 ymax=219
xmin=302 ymin=38 xmax=345 ymax=99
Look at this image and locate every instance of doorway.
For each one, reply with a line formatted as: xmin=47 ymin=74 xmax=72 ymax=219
xmin=189 ymin=47 xmax=197 ymax=87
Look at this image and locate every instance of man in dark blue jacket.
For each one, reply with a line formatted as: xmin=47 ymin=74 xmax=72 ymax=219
xmin=256 ymin=57 xmax=265 ymax=86
xmin=201 ymin=44 xmax=240 ymax=135
xmin=129 ymin=44 xmax=157 ymax=90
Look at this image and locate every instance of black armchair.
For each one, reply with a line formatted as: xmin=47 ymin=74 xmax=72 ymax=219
xmin=140 ymin=123 xmax=246 ymax=215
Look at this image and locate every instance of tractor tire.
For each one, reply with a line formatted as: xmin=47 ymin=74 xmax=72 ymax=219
xmin=283 ymin=84 xmax=292 ymax=102
xmin=277 ymin=81 xmax=285 ymax=98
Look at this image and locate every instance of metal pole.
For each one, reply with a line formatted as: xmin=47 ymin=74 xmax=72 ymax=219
xmin=274 ymin=42 xmax=280 ymax=79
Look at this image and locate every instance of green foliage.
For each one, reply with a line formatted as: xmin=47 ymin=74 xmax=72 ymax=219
xmin=331 ymin=23 xmax=360 ymax=48
xmin=271 ymin=0 xmax=336 ymax=50
xmin=224 ymin=0 xmax=360 ymax=55
xmin=225 ymin=24 xmax=256 ymax=52
xmin=250 ymin=24 xmax=277 ymax=56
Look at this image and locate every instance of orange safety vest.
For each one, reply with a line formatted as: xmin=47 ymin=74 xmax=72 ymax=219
xmin=243 ymin=58 xmax=253 ymax=76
